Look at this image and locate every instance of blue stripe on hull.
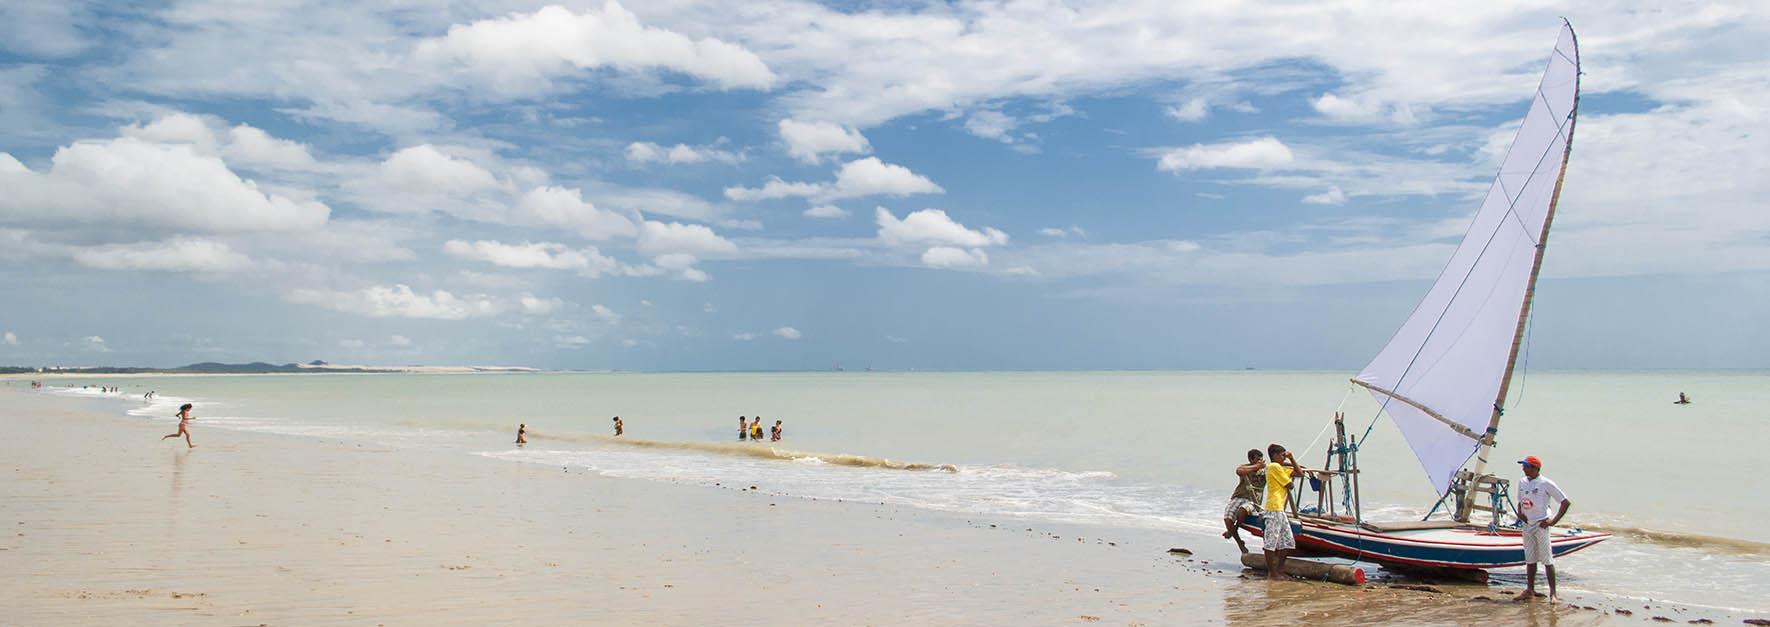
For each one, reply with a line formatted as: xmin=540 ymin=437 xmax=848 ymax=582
xmin=1241 ymin=514 xmax=1607 ymax=570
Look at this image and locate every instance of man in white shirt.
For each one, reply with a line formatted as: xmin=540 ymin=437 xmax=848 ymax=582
xmin=1513 ymin=455 xmax=1572 ymax=602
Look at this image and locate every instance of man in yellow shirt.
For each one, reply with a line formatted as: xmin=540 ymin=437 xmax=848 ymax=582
xmin=1262 ymin=442 xmax=1304 ymax=580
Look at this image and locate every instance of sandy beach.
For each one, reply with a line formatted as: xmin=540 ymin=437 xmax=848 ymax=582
xmin=0 ymin=385 xmax=1724 ymax=625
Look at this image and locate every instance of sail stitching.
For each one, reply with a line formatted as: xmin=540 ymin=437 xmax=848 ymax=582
xmin=1354 ymin=31 xmax=1578 ymax=491
xmin=1497 ymin=91 xmax=1573 ymax=247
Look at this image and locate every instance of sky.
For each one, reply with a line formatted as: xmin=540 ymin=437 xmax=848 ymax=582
xmin=1 ymin=1 xmax=1767 ymax=370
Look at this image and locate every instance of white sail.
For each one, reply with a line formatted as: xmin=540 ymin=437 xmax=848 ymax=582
xmin=1355 ymin=23 xmax=1580 ymax=495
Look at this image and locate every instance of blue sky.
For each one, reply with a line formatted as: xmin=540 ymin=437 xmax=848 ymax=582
xmin=1 ymin=1 xmax=1767 ymax=370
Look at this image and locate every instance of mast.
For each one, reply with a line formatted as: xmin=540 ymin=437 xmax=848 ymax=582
xmin=1457 ymin=20 xmax=1580 ymax=521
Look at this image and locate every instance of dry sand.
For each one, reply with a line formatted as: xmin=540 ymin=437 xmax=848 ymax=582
xmin=0 ymin=386 xmax=1668 ymax=625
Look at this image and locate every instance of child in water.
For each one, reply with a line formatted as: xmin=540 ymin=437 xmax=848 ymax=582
xmin=612 ymin=416 xmax=624 ymax=437
xmin=770 ymin=420 xmax=783 ymax=442
xmin=516 ymin=423 xmax=527 ymax=444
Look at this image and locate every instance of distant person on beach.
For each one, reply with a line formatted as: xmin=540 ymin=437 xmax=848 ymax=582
xmin=1514 ymin=455 xmax=1572 ymax=603
xmin=1222 ymin=448 xmax=1266 ymax=554
xmin=612 ymin=416 xmax=624 ymax=437
xmin=770 ymin=420 xmax=783 ymax=442
xmin=161 ymin=403 xmax=196 ymax=448
xmin=739 ymin=416 xmax=749 ymax=440
xmin=750 ymin=417 xmax=763 ymax=441
xmin=1262 ymin=443 xmax=1303 ymax=580
xmin=516 ymin=423 xmax=527 ymax=445
xmin=1675 ymin=392 xmax=1691 ymax=404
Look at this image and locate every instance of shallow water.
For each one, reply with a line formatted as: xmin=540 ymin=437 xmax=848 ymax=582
xmin=28 ymin=369 xmax=1770 ymax=611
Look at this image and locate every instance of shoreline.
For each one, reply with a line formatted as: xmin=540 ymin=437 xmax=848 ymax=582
xmin=2 ymin=386 xmax=1751 ymax=624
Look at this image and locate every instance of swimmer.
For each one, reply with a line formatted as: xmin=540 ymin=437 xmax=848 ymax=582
xmin=612 ymin=416 xmax=624 ymax=437
xmin=770 ymin=420 xmax=783 ymax=442
xmin=516 ymin=423 xmax=527 ymax=444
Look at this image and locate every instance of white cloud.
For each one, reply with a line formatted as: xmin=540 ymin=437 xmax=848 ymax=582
xmin=1156 ymin=137 xmax=1294 ymax=172
xmin=443 ymin=239 xmax=617 ymax=275
xmin=1038 ymin=226 xmax=1086 ymax=238
xmin=885 ymin=335 xmax=907 ymax=343
xmin=876 ymin=207 xmax=1008 ymax=248
xmin=82 ymin=335 xmax=109 ymax=353
xmin=555 ymin=335 xmax=592 ymax=349
xmin=1166 ymin=97 xmax=1210 ymax=122
xmin=377 ymin=144 xmax=498 ymax=197
xmin=519 ymin=294 xmax=565 ymax=315
xmin=120 ymin=112 xmax=218 ymax=150
xmin=224 ymin=124 xmax=318 ymax=170
xmin=730 ymin=331 xmax=756 ymax=341
xmin=773 ymin=326 xmax=802 ymax=340
xmin=1303 ymin=185 xmax=1349 ymax=205
xmin=702 ymin=302 xmax=717 ymax=313
xmin=513 ymin=186 xmax=639 ymax=241
xmin=590 ymin=304 xmax=622 ymax=324
xmin=723 ymin=177 xmax=824 ymax=201
xmin=70 ymin=237 xmax=253 ymax=273
xmin=625 ymin=141 xmax=743 ymax=165
xmin=2 ymin=331 xmax=17 ymax=345
xmin=921 ymin=246 xmax=989 ymax=268
xmin=338 ymin=338 xmax=365 ymax=349
xmin=832 ymin=157 xmax=943 ymax=197
xmin=804 ymin=205 xmax=849 ymax=219
xmin=287 ymin=284 xmax=504 ymax=320
xmin=388 ymin=334 xmax=413 ymax=347
xmin=725 ymin=157 xmax=941 ymax=202
xmin=964 ymin=110 xmax=1016 ymax=141
xmin=778 ymin=119 xmax=870 ymax=163
xmin=0 ymin=136 xmax=329 ymax=232
xmin=1312 ymin=92 xmax=1421 ymax=125
xmin=414 ymin=2 xmax=774 ymax=94
xmin=637 ymin=220 xmax=737 ymax=257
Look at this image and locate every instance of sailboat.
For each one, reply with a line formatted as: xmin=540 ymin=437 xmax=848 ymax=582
xmin=1240 ymin=20 xmax=1610 ymax=571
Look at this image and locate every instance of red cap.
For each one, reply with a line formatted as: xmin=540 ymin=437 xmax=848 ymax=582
xmin=1517 ymin=455 xmax=1543 ymax=468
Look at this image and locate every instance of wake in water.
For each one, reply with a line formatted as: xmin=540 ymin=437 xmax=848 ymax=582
xmin=529 ymin=432 xmax=959 ymax=472
xmin=1574 ymin=523 xmax=1770 ymax=556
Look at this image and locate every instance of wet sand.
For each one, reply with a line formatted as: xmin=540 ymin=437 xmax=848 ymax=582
xmin=0 ymin=386 xmax=1684 ymax=624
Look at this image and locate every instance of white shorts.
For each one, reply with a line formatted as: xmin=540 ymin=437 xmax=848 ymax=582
xmin=1224 ymin=497 xmax=1258 ymax=520
xmin=1522 ymin=523 xmax=1554 ymax=565
xmin=1262 ymin=510 xmax=1296 ymax=551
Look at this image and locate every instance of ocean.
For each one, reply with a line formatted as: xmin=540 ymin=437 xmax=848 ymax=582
xmin=33 ymin=369 xmax=1770 ymax=611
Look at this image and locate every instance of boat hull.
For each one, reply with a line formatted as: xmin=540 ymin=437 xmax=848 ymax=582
xmin=1241 ymin=514 xmax=1610 ymax=570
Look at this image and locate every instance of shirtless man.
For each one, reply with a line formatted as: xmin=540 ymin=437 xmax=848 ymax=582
xmin=612 ymin=416 xmax=624 ymax=437
xmin=739 ymin=416 xmax=749 ymax=440
xmin=516 ymin=423 xmax=527 ymax=444
xmin=1221 ymin=448 xmax=1266 ymax=554
xmin=770 ymin=420 xmax=783 ymax=442
xmin=161 ymin=403 xmax=196 ymax=448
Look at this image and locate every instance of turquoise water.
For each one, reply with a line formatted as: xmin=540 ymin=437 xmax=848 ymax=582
xmin=30 ymin=370 xmax=1770 ymax=610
